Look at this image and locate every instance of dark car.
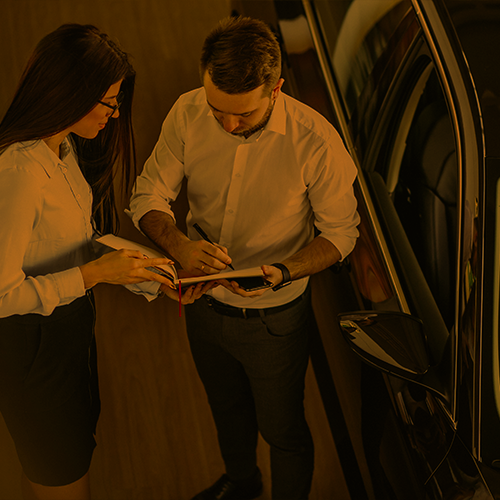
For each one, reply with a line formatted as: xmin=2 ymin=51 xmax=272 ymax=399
xmin=231 ymin=0 xmax=500 ymax=498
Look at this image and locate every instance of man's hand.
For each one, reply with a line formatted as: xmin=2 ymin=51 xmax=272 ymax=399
xmin=176 ymin=239 xmax=232 ymax=275
xmin=139 ymin=211 xmax=232 ymax=275
xmin=220 ymin=236 xmax=342 ymax=297
xmin=159 ymin=280 xmax=218 ymax=304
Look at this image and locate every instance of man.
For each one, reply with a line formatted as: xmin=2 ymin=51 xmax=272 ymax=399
xmin=128 ymin=16 xmax=359 ymax=500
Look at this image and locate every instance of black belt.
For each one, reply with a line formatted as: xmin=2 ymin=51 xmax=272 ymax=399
xmin=203 ymin=294 xmax=303 ymax=319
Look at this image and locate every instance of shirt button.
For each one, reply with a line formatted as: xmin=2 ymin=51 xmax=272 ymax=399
xmin=76 ymin=194 xmax=81 ymax=200
xmin=228 ymin=209 xmax=234 ymax=214
xmin=61 ymin=167 xmax=67 ymax=173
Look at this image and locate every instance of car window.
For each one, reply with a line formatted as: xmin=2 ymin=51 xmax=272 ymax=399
xmin=311 ymin=0 xmax=457 ymax=335
xmin=379 ymin=66 xmax=458 ymax=330
xmin=314 ymin=0 xmax=411 ymax=119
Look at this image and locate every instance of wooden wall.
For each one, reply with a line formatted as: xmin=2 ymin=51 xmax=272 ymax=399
xmin=0 ymin=1 xmax=359 ymax=499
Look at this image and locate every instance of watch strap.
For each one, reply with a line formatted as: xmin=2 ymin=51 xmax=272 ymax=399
xmin=271 ymin=262 xmax=291 ymax=291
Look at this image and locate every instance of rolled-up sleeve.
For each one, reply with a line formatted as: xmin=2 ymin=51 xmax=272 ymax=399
xmin=128 ymin=101 xmax=187 ymax=230
xmin=306 ymin=130 xmax=360 ymax=259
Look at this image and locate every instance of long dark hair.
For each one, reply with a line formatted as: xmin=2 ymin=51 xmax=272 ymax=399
xmin=0 ymin=24 xmax=136 ymax=234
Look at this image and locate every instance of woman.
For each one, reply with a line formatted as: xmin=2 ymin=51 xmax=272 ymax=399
xmin=0 ymin=24 xmax=208 ymax=500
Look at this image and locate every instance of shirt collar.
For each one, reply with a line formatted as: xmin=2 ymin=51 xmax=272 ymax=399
xmin=264 ymin=92 xmax=286 ymax=136
xmin=23 ymin=138 xmax=72 ymax=178
xmin=204 ymin=91 xmax=287 ymax=139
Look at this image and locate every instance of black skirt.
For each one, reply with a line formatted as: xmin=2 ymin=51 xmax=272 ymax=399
xmin=0 ymin=291 xmax=100 ymax=486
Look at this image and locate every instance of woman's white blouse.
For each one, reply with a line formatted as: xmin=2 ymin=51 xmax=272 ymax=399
xmin=0 ymin=140 xmax=92 ymax=317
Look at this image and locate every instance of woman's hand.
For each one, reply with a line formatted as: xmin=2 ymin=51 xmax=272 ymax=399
xmin=79 ymin=249 xmax=175 ymax=289
xmin=159 ymin=280 xmax=218 ymax=304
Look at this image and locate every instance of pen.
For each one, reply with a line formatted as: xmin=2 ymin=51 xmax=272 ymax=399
xmin=193 ymin=223 xmax=235 ymax=270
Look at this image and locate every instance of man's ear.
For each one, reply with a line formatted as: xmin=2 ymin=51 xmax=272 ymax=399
xmin=271 ymin=78 xmax=285 ymax=100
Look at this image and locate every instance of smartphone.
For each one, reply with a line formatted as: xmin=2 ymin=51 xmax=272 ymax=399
xmin=231 ymin=276 xmax=273 ymax=292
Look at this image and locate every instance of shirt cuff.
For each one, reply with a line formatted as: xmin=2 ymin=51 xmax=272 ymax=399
xmin=125 ymin=203 xmax=176 ymax=234
xmin=320 ymin=232 xmax=358 ymax=261
xmin=56 ymin=267 xmax=87 ymax=305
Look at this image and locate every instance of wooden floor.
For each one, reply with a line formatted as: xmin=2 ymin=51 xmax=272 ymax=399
xmin=0 ymin=1 xmax=371 ymax=499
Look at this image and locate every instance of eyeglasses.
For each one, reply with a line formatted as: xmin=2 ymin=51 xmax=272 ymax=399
xmin=98 ymin=91 xmax=124 ymax=117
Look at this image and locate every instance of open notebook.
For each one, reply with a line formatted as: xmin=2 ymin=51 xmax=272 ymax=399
xmin=96 ymin=234 xmax=272 ymax=290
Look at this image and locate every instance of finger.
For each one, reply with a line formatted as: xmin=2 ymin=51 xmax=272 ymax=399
xmin=189 ymin=283 xmax=206 ymax=301
xmin=217 ymin=279 xmax=244 ymax=294
xmin=141 ymin=269 xmax=176 ymax=286
xmin=216 ymin=279 xmax=233 ymax=291
xmin=261 ymin=264 xmax=282 ymax=285
xmin=193 ymin=263 xmax=216 ymax=276
xmin=161 ymin=287 xmax=181 ymax=301
xmin=160 ymin=281 xmax=177 ymax=292
xmin=194 ymin=280 xmax=217 ymax=295
xmin=203 ymin=281 xmax=219 ymax=292
xmin=185 ymin=281 xmax=207 ymax=294
xmin=142 ymin=257 xmax=175 ymax=267
xmin=179 ymin=286 xmax=193 ymax=303
xmin=178 ymin=281 xmax=217 ymax=301
xmin=201 ymin=242 xmax=233 ymax=270
xmin=180 ymin=285 xmax=199 ymax=304
xmin=199 ymin=262 xmax=225 ymax=274
xmin=213 ymin=243 xmax=229 ymax=255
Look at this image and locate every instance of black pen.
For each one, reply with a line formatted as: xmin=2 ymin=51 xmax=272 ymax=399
xmin=193 ymin=223 xmax=235 ymax=270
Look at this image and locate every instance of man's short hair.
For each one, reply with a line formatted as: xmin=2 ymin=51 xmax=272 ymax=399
xmin=200 ymin=16 xmax=282 ymax=96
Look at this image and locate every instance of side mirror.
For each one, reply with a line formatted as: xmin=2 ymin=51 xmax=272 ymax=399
xmin=338 ymin=311 xmax=430 ymax=381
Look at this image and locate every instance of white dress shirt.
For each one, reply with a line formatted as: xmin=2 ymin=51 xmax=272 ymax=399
xmin=0 ymin=140 xmax=92 ymax=317
xmin=129 ymin=89 xmax=360 ymax=308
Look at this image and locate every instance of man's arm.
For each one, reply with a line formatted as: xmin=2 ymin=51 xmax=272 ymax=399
xmin=280 ymin=235 xmax=341 ymax=281
xmin=222 ymin=235 xmax=342 ymax=297
xmin=139 ymin=210 xmax=232 ymax=274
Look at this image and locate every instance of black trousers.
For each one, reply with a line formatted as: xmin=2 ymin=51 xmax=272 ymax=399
xmin=185 ymin=286 xmax=315 ymax=500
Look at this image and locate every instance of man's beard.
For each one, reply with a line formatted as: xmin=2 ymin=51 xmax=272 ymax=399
xmin=231 ymin=99 xmax=275 ymax=139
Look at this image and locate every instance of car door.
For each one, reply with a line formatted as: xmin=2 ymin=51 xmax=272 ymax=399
xmin=306 ymin=0 xmax=484 ymax=498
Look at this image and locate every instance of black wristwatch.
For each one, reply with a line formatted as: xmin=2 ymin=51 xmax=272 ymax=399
xmin=271 ymin=263 xmax=292 ymax=291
